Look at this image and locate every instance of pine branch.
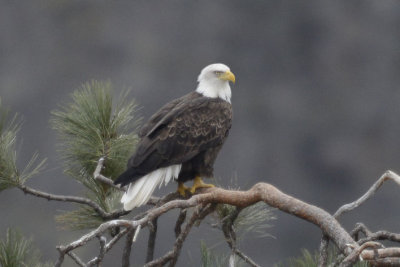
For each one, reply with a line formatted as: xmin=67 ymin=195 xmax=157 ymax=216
xmin=50 ymin=81 xmax=140 ymax=230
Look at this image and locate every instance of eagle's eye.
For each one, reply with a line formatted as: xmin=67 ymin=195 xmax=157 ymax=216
xmin=214 ymin=71 xmax=223 ymax=75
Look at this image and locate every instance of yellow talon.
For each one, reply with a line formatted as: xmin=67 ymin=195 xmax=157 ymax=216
xmin=189 ymin=176 xmax=215 ymax=194
xmin=177 ymin=182 xmax=189 ymax=197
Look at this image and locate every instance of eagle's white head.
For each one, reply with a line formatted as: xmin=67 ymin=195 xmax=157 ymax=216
xmin=196 ymin=63 xmax=235 ymax=103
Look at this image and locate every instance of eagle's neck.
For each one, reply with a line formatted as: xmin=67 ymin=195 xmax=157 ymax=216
xmin=196 ymin=80 xmax=232 ymax=103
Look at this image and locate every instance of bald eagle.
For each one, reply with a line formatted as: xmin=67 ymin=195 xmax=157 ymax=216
xmin=114 ymin=63 xmax=235 ymax=210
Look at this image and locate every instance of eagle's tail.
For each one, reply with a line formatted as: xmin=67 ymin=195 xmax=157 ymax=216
xmin=120 ymin=164 xmax=181 ymax=210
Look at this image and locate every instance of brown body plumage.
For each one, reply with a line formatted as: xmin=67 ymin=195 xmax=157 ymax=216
xmin=115 ymin=91 xmax=232 ymax=186
xmin=114 ymin=63 xmax=235 ymax=210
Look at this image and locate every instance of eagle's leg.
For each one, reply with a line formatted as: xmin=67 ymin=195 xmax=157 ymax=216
xmin=177 ymin=182 xmax=189 ymax=197
xmin=189 ymin=176 xmax=215 ymax=194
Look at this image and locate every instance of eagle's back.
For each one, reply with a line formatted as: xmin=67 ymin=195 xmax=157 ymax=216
xmin=114 ymin=92 xmax=232 ymax=186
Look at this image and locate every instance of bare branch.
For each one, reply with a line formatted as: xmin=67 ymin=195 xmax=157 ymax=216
xmin=174 ymin=209 xmax=187 ymax=238
xmin=57 ymin=182 xmax=360 ymax=266
xmin=233 ymin=248 xmax=261 ymax=267
xmin=67 ymin=251 xmax=86 ymax=267
xmin=18 ymin=184 xmax=110 ymax=217
xmin=122 ymin=229 xmax=135 ymax=267
xmin=146 ymin=218 xmax=158 ymax=263
xmin=145 ymin=204 xmax=214 ymax=267
xmin=334 ymin=170 xmax=400 ymax=219
xmin=86 ymin=236 xmax=107 ymax=267
xmin=318 ymin=170 xmax=400 ymax=267
xmin=340 ymin=241 xmax=383 ymax=266
xmin=93 ymin=157 xmax=125 ymax=192
xmin=88 ymin=228 xmax=130 ymax=266
xmin=55 ymin=249 xmax=65 ymax=267
xmin=365 ymin=257 xmax=400 ymax=266
xmin=350 ymin=222 xmax=400 ymax=245
xmin=361 ymin=247 xmax=400 ymax=260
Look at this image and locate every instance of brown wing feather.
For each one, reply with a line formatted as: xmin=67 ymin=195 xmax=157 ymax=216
xmin=114 ymin=92 xmax=232 ymax=186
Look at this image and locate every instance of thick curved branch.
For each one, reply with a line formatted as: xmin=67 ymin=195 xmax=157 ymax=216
xmin=56 ymin=182 xmax=359 ymax=267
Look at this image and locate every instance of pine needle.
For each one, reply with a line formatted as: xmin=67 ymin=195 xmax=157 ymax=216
xmin=0 ymin=98 xmax=46 ymax=191
xmin=51 ymin=81 xmax=140 ymax=229
xmin=0 ymin=228 xmax=52 ymax=267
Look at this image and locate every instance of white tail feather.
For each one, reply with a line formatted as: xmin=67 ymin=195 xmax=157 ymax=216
xmin=121 ymin=164 xmax=181 ymax=210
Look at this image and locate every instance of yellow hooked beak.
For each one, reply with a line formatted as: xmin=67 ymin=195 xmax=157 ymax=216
xmin=219 ymin=70 xmax=236 ymax=84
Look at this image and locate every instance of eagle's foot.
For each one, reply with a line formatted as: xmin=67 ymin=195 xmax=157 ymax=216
xmin=177 ymin=182 xmax=190 ymax=197
xmin=189 ymin=176 xmax=215 ymax=194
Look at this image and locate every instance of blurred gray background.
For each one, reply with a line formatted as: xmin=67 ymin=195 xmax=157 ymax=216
xmin=1 ymin=1 xmax=400 ymax=266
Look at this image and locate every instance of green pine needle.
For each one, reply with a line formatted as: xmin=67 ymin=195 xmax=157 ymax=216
xmin=0 ymin=228 xmax=52 ymax=267
xmin=0 ymin=98 xmax=20 ymax=191
xmin=215 ymin=202 xmax=275 ymax=241
xmin=51 ymin=81 xmax=140 ymax=229
xmin=51 ymin=80 xmax=140 ymax=184
xmin=234 ymin=202 xmax=276 ymax=239
xmin=0 ymin=98 xmax=46 ymax=191
xmin=200 ymin=241 xmax=246 ymax=267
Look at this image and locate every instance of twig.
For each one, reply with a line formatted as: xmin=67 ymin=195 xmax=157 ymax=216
xmin=122 ymin=229 xmax=135 ymax=267
xmin=145 ymin=204 xmax=214 ymax=267
xmin=318 ymin=170 xmax=400 ymax=267
xmin=174 ymin=209 xmax=187 ymax=238
xmin=18 ymin=184 xmax=111 ymax=217
xmin=86 ymin=230 xmax=128 ymax=266
xmin=233 ymin=248 xmax=261 ymax=267
xmin=340 ymin=241 xmax=383 ymax=266
xmin=86 ymin=236 xmax=106 ymax=267
xmin=350 ymin=222 xmax=372 ymax=241
xmin=334 ymin=170 xmax=400 ymax=219
xmin=93 ymin=157 xmax=125 ymax=192
xmin=67 ymin=251 xmax=86 ymax=267
xmin=18 ymin=183 xmax=130 ymax=220
xmin=221 ymin=206 xmax=260 ymax=267
xmin=350 ymin=222 xmax=400 ymax=245
xmin=146 ymin=218 xmax=158 ymax=263
xmin=132 ymin=224 xmax=141 ymax=242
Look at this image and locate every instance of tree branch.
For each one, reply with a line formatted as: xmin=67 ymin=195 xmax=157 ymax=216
xmin=174 ymin=209 xmax=187 ymax=238
xmin=334 ymin=170 xmax=400 ymax=219
xmin=67 ymin=251 xmax=86 ymax=267
xmin=122 ymin=229 xmax=135 ymax=267
xmin=56 ymin=182 xmax=361 ymax=266
xmin=145 ymin=204 xmax=215 ymax=267
xmin=93 ymin=157 xmax=125 ymax=192
xmin=18 ymin=183 xmax=130 ymax=220
xmin=350 ymin=222 xmax=400 ymax=245
xmin=146 ymin=218 xmax=158 ymax=263
xmin=318 ymin=170 xmax=400 ymax=267
xmin=220 ymin=206 xmax=261 ymax=267
xmin=86 ymin=230 xmax=128 ymax=266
